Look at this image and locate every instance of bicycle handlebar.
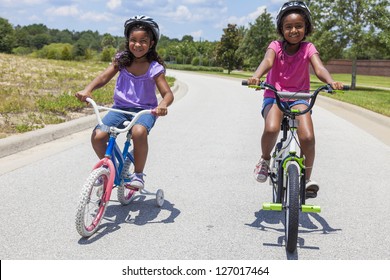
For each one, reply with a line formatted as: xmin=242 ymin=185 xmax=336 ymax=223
xmin=86 ymin=97 xmax=156 ymax=134
xmin=242 ymin=81 xmax=349 ymax=116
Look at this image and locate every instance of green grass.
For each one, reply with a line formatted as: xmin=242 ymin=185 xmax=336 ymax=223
xmin=203 ymin=70 xmax=390 ymax=117
xmin=311 ymin=75 xmax=390 ymax=116
xmin=0 ymin=53 xmax=175 ymax=137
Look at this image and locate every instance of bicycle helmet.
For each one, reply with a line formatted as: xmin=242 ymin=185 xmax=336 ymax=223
xmin=124 ymin=15 xmax=160 ymax=44
xmin=276 ymin=1 xmax=312 ymax=36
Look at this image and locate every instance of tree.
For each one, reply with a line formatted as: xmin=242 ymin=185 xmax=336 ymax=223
xmin=237 ymin=10 xmax=277 ymax=69
xmin=308 ymin=0 xmax=390 ymax=89
xmin=101 ymin=33 xmax=116 ymax=49
xmin=216 ymin=24 xmax=242 ymax=74
xmin=101 ymin=46 xmax=116 ymax=62
xmin=0 ymin=17 xmax=15 ymax=53
xmin=31 ymin=33 xmax=51 ymax=49
xmin=51 ymin=29 xmax=73 ymax=44
xmin=181 ymin=35 xmax=194 ymax=42
xmin=176 ymin=41 xmax=196 ymax=64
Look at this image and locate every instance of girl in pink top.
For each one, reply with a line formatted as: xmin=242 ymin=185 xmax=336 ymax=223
xmin=75 ymin=16 xmax=174 ymax=189
xmin=247 ymin=1 xmax=343 ymax=198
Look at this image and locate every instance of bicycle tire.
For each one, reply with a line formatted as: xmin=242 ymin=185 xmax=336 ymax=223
xmin=276 ymin=161 xmax=284 ymax=203
xmin=285 ymin=163 xmax=300 ymax=253
xmin=75 ymin=166 xmax=111 ymax=237
xmin=117 ymin=155 xmax=136 ymax=205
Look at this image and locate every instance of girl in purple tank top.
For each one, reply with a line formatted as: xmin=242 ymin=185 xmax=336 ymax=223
xmin=75 ymin=16 xmax=174 ymax=189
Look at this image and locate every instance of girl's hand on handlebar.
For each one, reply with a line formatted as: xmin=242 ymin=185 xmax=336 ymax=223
xmin=75 ymin=90 xmax=92 ymax=103
xmin=154 ymin=106 xmax=168 ymax=116
xmin=247 ymin=77 xmax=261 ymax=86
xmin=330 ymin=81 xmax=344 ymax=91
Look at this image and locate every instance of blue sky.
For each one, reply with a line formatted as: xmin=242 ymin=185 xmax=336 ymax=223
xmin=0 ymin=0 xmax=286 ymax=41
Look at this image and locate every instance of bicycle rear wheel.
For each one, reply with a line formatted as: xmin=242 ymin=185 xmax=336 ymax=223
xmin=285 ymin=163 xmax=300 ymax=253
xmin=75 ymin=166 xmax=111 ymax=237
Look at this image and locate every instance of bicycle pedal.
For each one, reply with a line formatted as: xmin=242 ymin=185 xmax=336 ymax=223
xmin=301 ymin=204 xmax=321 ymax=213
xmin=124 ymin=183 xmax=139 ymax=191
xmin=263 ymin=203 xmax=282 ymax=211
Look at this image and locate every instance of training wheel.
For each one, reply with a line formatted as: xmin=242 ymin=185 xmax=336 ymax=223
xmin=156 ymin=189 xmax=164 ymax=207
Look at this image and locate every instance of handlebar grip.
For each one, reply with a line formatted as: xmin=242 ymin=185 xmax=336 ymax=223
xmin=242 ymin=80 xmax=248 ymax=86
xmin=342 ymin=85 xmax=350 ymax=91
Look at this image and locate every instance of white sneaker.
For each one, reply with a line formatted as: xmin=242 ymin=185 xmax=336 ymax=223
xmin=127 ymin=173 xmax=145 ymax=190
xmin=254 ymin=158 xmax=270 ymax=183
xmin=305 ymin=180 xmax=319 ymax=199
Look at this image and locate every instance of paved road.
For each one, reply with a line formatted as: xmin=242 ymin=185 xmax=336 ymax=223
xmin=1 ymin=70 xmax=390 ymax=261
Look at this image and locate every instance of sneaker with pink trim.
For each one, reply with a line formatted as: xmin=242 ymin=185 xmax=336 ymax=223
xmin=127 ymin=173 xmax=145 ymax=190
xmin=254 ymin=158 xmax=270 ymax=183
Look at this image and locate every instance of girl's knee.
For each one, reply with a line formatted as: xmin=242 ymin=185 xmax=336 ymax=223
xmin=132 ymin=125 xmax=148 ymax=139
xmin=264 ymin=123 xmax=280 ymax=134
xmin=300 ymin=133 xmax=315 ymax=146
xmin=92 ymin=129 xmax=108 ymax=143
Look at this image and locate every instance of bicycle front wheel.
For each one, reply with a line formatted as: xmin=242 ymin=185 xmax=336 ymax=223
xmin=75 ymin=166 xmax=111 ymax=237
xmin=285 ymin=163 xmax=300 ymax=253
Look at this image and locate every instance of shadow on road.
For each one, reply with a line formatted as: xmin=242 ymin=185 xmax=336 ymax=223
xmin=246 ymin=209 xmax=342 ymax=259
xmin=78 ymin=195 xmax=181 ymax=244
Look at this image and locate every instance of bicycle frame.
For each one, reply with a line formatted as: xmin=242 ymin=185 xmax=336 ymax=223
xmin=92 ymin=132 xmax=133 ymax=189
xmin=86 ymin=97 xmax=144 ymax=189
xmin=75 ymin=98 xmax=164 ymax=238
xmin=269 ymin=116 xmax=307 ymax=205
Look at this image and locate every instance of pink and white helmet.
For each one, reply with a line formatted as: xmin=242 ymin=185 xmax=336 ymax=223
xmin=124 ymin=15 xmax=160 ymax=44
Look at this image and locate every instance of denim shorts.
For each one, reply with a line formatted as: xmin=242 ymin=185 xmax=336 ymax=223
xmin=96 ymin=107 xmax=157 ymax=134
xmin=262 ymin=97 xmax=310 ymax=117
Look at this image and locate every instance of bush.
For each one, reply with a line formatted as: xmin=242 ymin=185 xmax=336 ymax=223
xmin=167 ymin=64 xmax=223 ymax=72
xmin=35 ymin=43 xmax=74 ymax=60
xmin=12 ymin=46 xmax=32 ymax=55
xmin=101 ymin=46 xmax=116 ymax=62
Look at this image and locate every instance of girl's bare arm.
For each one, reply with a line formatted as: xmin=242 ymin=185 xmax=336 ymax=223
xmin=155 ymin=73 xmax=174 ymax=116
xmin=248 ymin=48 xmax=276 ymax=85
xmin=75 ymin=64 xmax=119 ymax=101
xmin=310 ymin=54 xmax=343 ymax=89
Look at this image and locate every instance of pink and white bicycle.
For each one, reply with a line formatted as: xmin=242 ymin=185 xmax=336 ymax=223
xmin=75 ymin=98 xmax=164 ymax=238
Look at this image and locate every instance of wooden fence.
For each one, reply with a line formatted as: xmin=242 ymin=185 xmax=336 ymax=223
xmin=322 ymin=60 xmax=390 ymax=77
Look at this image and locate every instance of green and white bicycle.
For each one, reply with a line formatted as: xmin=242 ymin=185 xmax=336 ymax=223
xmin=243 ymin=81 xmax=348 ymax=252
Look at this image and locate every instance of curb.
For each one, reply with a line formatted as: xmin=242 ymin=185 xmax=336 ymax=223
xmin=317 ymin=95 xmax=390 ymax=128
xmin=0 ymin=114 xmax=97 ymax=158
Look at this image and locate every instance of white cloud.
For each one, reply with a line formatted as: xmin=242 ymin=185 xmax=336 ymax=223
xmin=107 ymin=0 xmax=121 ymax=10
xmin=183 ymin=0 xmax=207 ymax=4
xmin=28 ymin=15 xmax=41 ymax=21
xmin=191 ymin=29 xmax=203 ymax=39
xmin=168 ymin=5 xmax=192 ymax=21
xmin=135 ymin=0 xmax=155 ymax=7
xmin=23 ymin=0 xmax=47 ymax=4
xmin=165 ymin=3 xmax=224 ymax=23
xmin=248 ymin=6 xmax=267 ymax=21
xmin=79 ymin=12 xmax=111 ymax=22
xmin=45 ymin=5 xmax=79 ymax=17
xmin=0 ymin=0 xmax=47 ymax=7
xmin=217 ymin=5 xmax=267 ymax=28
